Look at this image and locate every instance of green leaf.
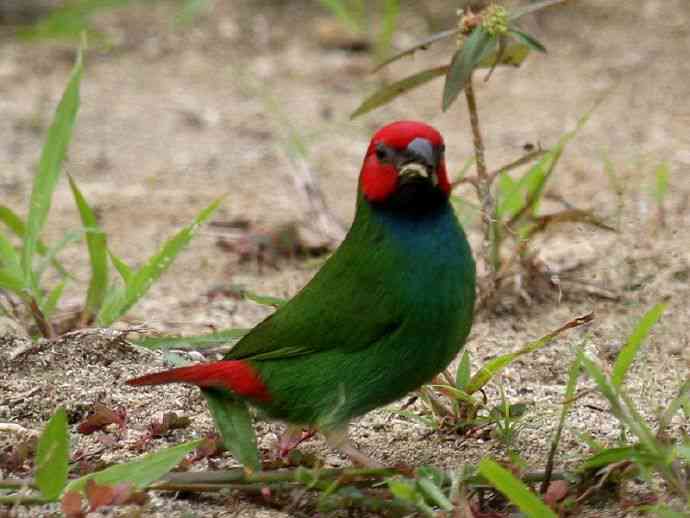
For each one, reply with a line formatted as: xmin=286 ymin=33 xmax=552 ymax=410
xmin=478 ymin=458 xmax=557 ymax=518
xmin=579 ymin=353 xmax=663 ymax=459
xmin=175 ymin=0 xmax=212 ymax=25
xmin=0 ymin=206 xmax=70 ymax=278
xmin=580 ymin=445 xmax=654 ymax=471
xmin=0 ymin=232 xmax=22 ymax=277
xmin=376 ymin=0 xmax=400 ymax=61
xmin=66 ymin=439 xmax=201 ymax=493
xmin=34 ymin=230 xmax=82 ymax=287
xmin=244 ymin=291 xmax=287 ymax=308
xmin=35 ymin=407 xmax=70 ymax=500
xmin=498 ymin=109 xmax=593 ymax=225
xmin=387 ymin=478 xmax=418 ymax=502
xmin=374 ymin=28 xmax=461 ymax=72
xmin=417 ymin=478 xmax=453 ymax=511
xmin=509 ymin=0 xmax=565 ymax=21
xmin=203 ymin=389 xmax=260 ymax=472
xmin=97 ymin=197 xmax=223 ymax=326
xmin=466 ymin=314 xmax=591 ymax=394
xmin=611 ymin=303 xmax=666 ymax=388
xmin=477 ymin=41 xmax=530 ymax=68
xmin=68 ymin=174 xmax=108 ymax=316
xmin=455 ymin=349 xmax=471 ymax=391
xmin=134 ymin=329 xmax=248 ymax=350
xmin=22 ymin=48 xmax=83 ymax=293
xmin=509 ymin=29 xmax=547 ymax=53
xmin=0 ymin=267 xmax=24 ymax=292
xmin=108 ymin=250 xmax=133 ymax=285
xmin=317 ymin=0 xmax=362 ymax=33
xmin=19 ymin=0 xmax=132 ymax=42
xmin=350 ymin=66 xmax=448 ymax=119
xmin=442 ymin=26 xmax=496 ymax=111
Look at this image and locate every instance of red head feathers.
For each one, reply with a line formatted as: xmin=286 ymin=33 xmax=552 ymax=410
xmin=360 ymin=121 xmax=451 ymax=203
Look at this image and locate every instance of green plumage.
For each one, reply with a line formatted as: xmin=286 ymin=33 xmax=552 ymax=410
xmin=128 ymin=121 xmax=478 ymax=465
xmin=228 ymin=193 xmax=476 ymax=430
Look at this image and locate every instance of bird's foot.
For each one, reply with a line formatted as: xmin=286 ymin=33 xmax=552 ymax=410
xmin=323 ymin=427 xmax=383 ymax=468
xmin=276 ymin=425 xmax=316 ymax=458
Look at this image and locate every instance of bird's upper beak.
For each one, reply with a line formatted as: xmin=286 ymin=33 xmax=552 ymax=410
xmin=394 ymin=137 xmax=440 ymax=187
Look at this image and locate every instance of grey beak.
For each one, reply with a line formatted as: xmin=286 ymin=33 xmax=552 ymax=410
xmin=405 ymin=138 xmax=436 ymax=169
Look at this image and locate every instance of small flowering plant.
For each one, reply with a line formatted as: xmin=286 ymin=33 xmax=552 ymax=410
xmin=351 ymin=0 xmax=558 ymax=117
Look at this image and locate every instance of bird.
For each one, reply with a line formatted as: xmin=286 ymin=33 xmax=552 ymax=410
xmin=128 ymin=121 xmax=476 ymax=467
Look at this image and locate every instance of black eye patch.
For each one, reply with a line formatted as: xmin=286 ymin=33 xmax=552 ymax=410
xmin=375 ymin=143 xmax=393 ymax=162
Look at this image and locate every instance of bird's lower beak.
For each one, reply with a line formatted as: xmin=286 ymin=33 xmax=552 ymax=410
xmin=395 ymin=137 xmax=439 ymax=187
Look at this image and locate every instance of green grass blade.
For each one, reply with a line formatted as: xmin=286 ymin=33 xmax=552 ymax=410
xmin=244 ymin=291 xmax=287 ymax=308
xmin=580 ymin=445 xmax=653 ymax=472
xmin=350 ymin=65 xmax=448 ymax=119
xmin=653 ymin=162 xmax=670 ymax=203
xmin=541 ymin=351 xmax=581 ymax=492
xmin=134 ymin=329 xmax=248 ymax=350
xmin=611 ymin=303 xmax=667 ymax=388
xmin=175 ymin=0 xmax=212 ymax=25
xmin=0 ymin=232 xmax=22 ymax=276
xmin=0 ymin=206 xmax=70 ymax=278
xmin=579 ymin=353 xmax=663 ymax=459
xmin=455 ymin=349 xmax=471 ymax=391
xmin=466 ymin=314 xmax=591 ymax=394
xmin=42 ymin=280 xmax=66 ymax=318
xmin=34 ymin=229 xmax=82 ymax=287
xmin=417 ymin=478 xmax=453 ymax=511
xmin=317 ymin=0 xmax=361 ymax=33
xmin=0 ymin=268 xmax=25 ymax=292
xmin=35 ymin=407 xmax=70 ymax=500
xmin=65 ymin=439 xmax=201 ymax=493
xmin=21 ymin=49 xmax=83 ymax=292
xmin=97 ymin=197 xmax=223 ymax=326
xmin=68 ymin=174 xmax=108 ymax=315
xmin=509 ymin=29 xmax=547 ymax=53
xmin=479 ymin=458 xmax=557 ymax=517
xmin=108 ymin=250 xmax=134 ymax=285
xmin=203 ymin=389 xmax=260 ymax=472
xmin=376 ymin=0 xmax=400 ymax=60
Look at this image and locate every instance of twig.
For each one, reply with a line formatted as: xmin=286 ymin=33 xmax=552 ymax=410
xmin=488 ymin=148 xmax=546 ymax=184
xmin=464 ymin=76 xmax=498 ymax=294
xmin=0 ymin=495 xmax=47 ymax=505
xmin=27 ymin=297 xmax=54 ymax=339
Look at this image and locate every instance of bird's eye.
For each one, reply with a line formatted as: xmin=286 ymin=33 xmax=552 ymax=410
xmin=375 ymin=144 xmax=388 ymax=161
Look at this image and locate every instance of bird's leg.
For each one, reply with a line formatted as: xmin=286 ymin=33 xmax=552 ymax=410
xmin=323 ymin=426 xmax=383 ymax=468
xmin=277 ymin=424 xmax=316 ymax=458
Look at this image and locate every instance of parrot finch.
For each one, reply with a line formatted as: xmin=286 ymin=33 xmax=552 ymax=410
xmin=128 ymin=121 xmax=476 ymax=466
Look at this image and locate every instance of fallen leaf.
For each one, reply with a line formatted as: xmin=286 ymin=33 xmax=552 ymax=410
xmin=61 ymin=491 xmax=84 ymax=518
xmin=148 ymin=412 xmax=192 ymax=437
xmin=77 ymin=403 xmax=126 ymax=435
xmin=544 ymin=479 xmax=569 ymax=506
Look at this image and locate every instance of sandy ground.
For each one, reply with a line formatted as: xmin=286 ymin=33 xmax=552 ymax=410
xmin=1 ymin=0 xmax=689 ymax=516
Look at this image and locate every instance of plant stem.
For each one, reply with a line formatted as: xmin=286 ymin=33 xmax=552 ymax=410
xmin=26 ymin=296 xmax=54 ymax=338
xmin=464 ymin=76 xmax=499 ymax=291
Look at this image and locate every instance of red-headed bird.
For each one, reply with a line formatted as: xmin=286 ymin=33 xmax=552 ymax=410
xmin=128 ymin=121 xmax=476 ymax=466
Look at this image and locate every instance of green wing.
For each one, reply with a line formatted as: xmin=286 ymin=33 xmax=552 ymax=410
xmin=225 ymin=231 xmax=403 ymax=361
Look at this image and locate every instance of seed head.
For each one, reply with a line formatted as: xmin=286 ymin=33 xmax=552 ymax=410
xmin=482 ymin=4 xmax=509 ymax=36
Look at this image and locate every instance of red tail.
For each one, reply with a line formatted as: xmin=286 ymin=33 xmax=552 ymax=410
xmin=127 ymin=360 xmax=270 ymax=402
